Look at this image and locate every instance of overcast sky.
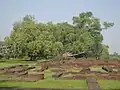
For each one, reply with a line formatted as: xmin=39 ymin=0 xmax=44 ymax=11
xmin=0 ymin=0 xmax=120 ymax=54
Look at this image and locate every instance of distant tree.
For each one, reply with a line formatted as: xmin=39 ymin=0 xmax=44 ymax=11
xmin=109 ymin=52 xmax=120 ymax=60
xmin=113 ymin=52 xmax=119 ymax=56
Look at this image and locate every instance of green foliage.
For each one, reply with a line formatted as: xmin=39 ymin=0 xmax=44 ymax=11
xmin=109 ymin=52 xmax=120 ymax=60
xmin=103 ymin=22 xmax=114 ymax=29
xmin=101 ymin=45 xmax=109 ymax=59
xmin=72 ymin=11 xmax=113 ymax=59
xmin=0 ymin=80 xmax=87 ymax=89
xmin=3 ymin=11 xmax=114 ymax=60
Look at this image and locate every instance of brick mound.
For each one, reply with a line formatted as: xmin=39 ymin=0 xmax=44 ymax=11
xmin=0 ymin=69 xmax=7 ymax=74
xmin=86 ymin=77 xmax=98 ymax=83
xmin=62 ymin=71 xmax=120 ymax=80
xmin=51 ymin=69 xmax=66 ymax=73
xmin=24 ymin=73 xmax=44 ymax=82
xmin=67 ymin=59 xmax=120 ymax=67
xmin=72 ymin=75 xmax=86 ymax=80
xmin=107 ymin=60 xmax=119 ymax=65
xmin=41 ymin=60 xmax=62 ymax=68
xmin=41 ymin=63 xmax=49 ymax=71
xmin=59 ymin=66 xmax=73 ymax=69
xmin=66 ymin=71 xmax=82 ymax=74
xmin=2 ymin=73 xmax=44 ymax=82
xmin=0 ymin=65 xmax=41 ymax=82
xmin=80 ymin=68 xmax=91 ymax=73
xmin=1 ymin=59 xmax=120 ymax=81
xmin=59 ymin=60 xmax=66 ymax=64
xmin=0 ymin=65 xmax=31 ymax=74
xmin=15 ymin=71 xmax=28 ymax=77
xmin=118 ymin=68 xmax=120 ymax=72
xmin=40 ymin=60 xmax=120 ymax=80
xmin=95 ymin=73 xmax=120 ymax=80
xmin=36 ymin=63 xmax=49 ymax=72
xmin=70 ymin=62 xmax=90 ymax=68
xmin=49 ymin=59 xmax=120 ymax=67
xmin=52 ymin=72 xmax=63 ymax=79
xmin=48 ymin=66 xmax=61 ymax=68
xmin=0 ymin=75 xmax=10 ymax=80
xmin=60 ymin=77 xmax=74 ymax=80
xmin=102 ymin=66 xmax=113 ymax=72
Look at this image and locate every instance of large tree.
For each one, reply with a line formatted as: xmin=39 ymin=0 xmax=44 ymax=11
xmin=3 ymin=11 xmax=114 ymax=60
xmin=72 ymin=11 xmax=114 ymax=59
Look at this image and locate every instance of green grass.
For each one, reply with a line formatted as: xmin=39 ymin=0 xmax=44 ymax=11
xmin=90 ymin=66 xmax=107 ymax=72
xmin=0 ymin=59 xmax=37 ymax=68
xmin=0 ymin=62 xmax=36 ymax=68
xmin=44 ymin=69 xmax=53 ymax=80
xmin=67 ymin=68 xmax=83 ymax=72
xmin=0 ymin=79 xmax=120 ymax=90
xmin=0 ymin=80 xmax=87 ymax=89
xmin=62 ymin=73 xmax=73 ymax=77
xmin=0 ymin=63 xmax=18 ymax=68
xmin=98 ymin=80 xmax=120 ymax=90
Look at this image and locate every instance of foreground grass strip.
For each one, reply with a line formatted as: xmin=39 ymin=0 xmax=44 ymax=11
xmin=98 ymin=80 xmax=120 ymax=90
xmin=0 ymin=87 xmax=80 ymax=90
xmin=0 ymin=61 xmax=36 ymax=68
xmin=0 ymin=80 xmax=87 ymax=89
xmin=0 ymin=63 xmax=17 ymax=68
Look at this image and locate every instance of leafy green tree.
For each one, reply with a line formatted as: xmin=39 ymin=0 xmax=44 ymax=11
xmin=3 ymin=11 xmax=114 ymax=60
xmin=72 ymin=11 xmax=114 ymax=59
xmin=109 ymin=52 xmax=120 ymax=60
xmin=100 ymin=45 xmax=109 ymax=59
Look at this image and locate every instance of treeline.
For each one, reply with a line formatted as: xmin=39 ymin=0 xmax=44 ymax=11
xmin=0 ymin=11 xmax=114 ymax=60
xmin=109 ymin=52 xmax=120 ymax=60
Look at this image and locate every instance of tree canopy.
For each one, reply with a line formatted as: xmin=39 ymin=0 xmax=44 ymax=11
xmin=3 ymin=11 xmax=114 ymax=60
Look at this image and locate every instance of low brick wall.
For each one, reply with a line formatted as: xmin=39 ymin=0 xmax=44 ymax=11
xmin=86 ymin=77 xmax=100 ymax=90
xmin=67 ymin=59 xmax=120 ymax=67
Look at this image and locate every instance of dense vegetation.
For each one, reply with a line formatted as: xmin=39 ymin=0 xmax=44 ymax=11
xmin=109 ymin=52 xmax=120 ymax=60
xmin=0 ymin=11 xmax=114 ymax=60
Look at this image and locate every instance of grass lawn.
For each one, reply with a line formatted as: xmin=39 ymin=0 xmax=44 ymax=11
xmin=0 ymin=59 xmax=37 ymax=68
xmin=98 ymin=80 xmax=120 ymax=90
xmin=0 ymin=80 xmax=87 ymax=89
xmin=0 ymin=80 xmax=120 ymax=90
xmin=0 ymin=63 xmax=17 ymax=67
